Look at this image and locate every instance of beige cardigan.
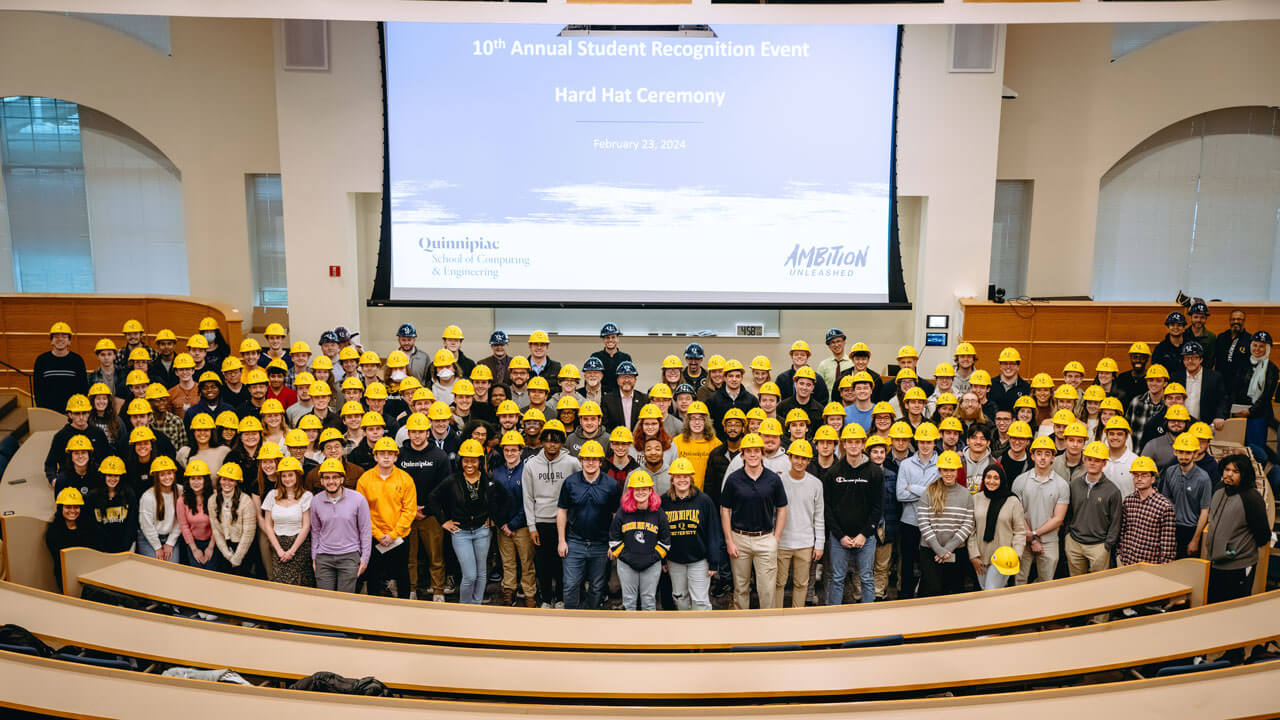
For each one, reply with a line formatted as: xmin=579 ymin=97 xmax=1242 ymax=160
xmin=210 ymin=491 xmax=258 ymax=567
xmin=967 ymin=492 xmax=1028 ymax=565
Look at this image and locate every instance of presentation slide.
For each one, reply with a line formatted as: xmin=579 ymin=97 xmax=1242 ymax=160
xmin=384 ymin=23 xmax=898 ymax=305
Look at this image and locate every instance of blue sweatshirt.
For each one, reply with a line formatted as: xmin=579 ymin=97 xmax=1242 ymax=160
xmin=492 ymin=460 xmax=528 ymax=530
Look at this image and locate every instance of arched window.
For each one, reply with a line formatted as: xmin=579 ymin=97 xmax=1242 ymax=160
xmin=1093 ymin=106 xmax=1280 ymax=302
xmin=1 ymin=96 xmax=186 ymax=293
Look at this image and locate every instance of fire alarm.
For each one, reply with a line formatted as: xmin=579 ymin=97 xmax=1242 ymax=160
xmin=329 ymin=265 xmax=341 ymax=277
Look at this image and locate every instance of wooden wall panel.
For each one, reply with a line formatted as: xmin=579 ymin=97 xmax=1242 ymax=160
xmin=1030 ymin=307 xmax=1106 ymax=342
xmin=960 ymin=305 xmax=1033 ymax=343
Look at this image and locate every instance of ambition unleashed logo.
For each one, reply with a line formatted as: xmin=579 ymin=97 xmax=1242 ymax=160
xmin=418 ymin=236 xmax=499 ymax=253
xmin=782 ymin=243 xmax=870 ymax=278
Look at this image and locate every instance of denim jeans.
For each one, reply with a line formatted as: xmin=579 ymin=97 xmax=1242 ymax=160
xmin=668 ymin=559 xmax=712 ymax=610
xmin=136 ymin=529 xmax=181 ymax=563
xmin=451 ymin=526 xmax=492 ymax=604
xmin=618 ymin=561 xmax=662 ymax=611
xmin=826 ymin=532 xmax=877 ymax=605
xmin=562 ymin=538 xmax=609 ymax=609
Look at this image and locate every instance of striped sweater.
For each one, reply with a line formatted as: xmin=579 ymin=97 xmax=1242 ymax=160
xmin=917 ymin=483 xmax=975 ymax=557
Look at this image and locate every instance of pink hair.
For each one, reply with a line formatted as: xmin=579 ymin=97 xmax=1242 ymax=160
xmin=621 ymin=486 xmax=662 ymax=513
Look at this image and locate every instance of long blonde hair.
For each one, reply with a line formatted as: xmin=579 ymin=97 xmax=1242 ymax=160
xmin=927 ymin=472 xmax=951 ymax=515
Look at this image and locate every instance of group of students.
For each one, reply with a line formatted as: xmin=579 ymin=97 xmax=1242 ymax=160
xmin=37 ymin=307 xmax=1274 ymax=609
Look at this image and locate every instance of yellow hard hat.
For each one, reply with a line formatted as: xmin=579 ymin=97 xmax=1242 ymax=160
xmin=750 ymin=355 xmax=772 ymax=372
xmin=872 ymin=401 xmax=895 ymax=416
xmin=498 ymin=430 xmax=525 ymax=447
xmin=397 ymin=376 xmax=422 ymax=392
xmin=914 ymin=422 xmax=940 ymax=442
xmin=970 ymin=369 xmax=992 ymax=386
xmin=1188 ymin=422 xmax=1213 ymax=441
xmin=172 ymin=353 xmax=196 ymax=370
xmin=784 ymin=408 xmax=810 ymax=426
xmin=991 ymin=546 xmax=1020 ymax=576
xmin=1098 ymin=397 xmax=1124 ymax=414
xmin=198 ymin=371 xmax=222 ymax=386
xmin=1083 ymin=441 xmax=1109 ymax=460
xmin=215 ymin=462 xmax=243 ymax=482
xmin=888 ymin=421 xmax=914 ymax=440
xmin=129 ymin=426 xmax=156 ymax=444
xmin=197 ymin=317 xmax=220 ymax=333
xmin=758 ymin=382 xmax=781 ymax=397
xmin=65 ymin=394 xmax=92 ymax=413
xmin=383 ymin=351 xmax=408 ymax=370
xmin=298 ymin=415 xmax=323 ymax=431
xmin=441 ymin=325 xmax=465 ymax=340
xmin=849 ymin=342 xmax=871 ymax=356
xmin=1062 ymin=360 xmax=1086 ymax=375
xmin=238 ymin=415 xmax=264 ymax=433
xmin=723 ymin=408 xmax=748 ymax=424
xmin=897 ymin=345 xmax=919 ymax=359
xmin=1104 ymin=415 xmax=1131 ymax=434
xmin=1007 ymin=421 xmax=1034 ymax=439
xmin=264 ymin=323 xmax=286 ymax=337
xmin=309 ymin=355 xmax=332 ymax=371
xmin=1095 ymin=357 xmax=1119 ymax=373
xmin=190 ymin=413 xmax=216 ymax=430
xmin=1164 ymin=382 xmax=1187 ymax=397
xmin=998 ymin=347 xmax=1022 ymax=363
xmin=1030 ymin=436 xmax=1057 ymax=452
xmin=1145 ymin=364 xmax=1169 ymax=380
xmin=216 ymin=411 xmax=240 ymax=430
xmin=1051 ymin=409 xmax=1076 ymax=425
xmin=1164 ymin=404 xmax=1191 ymax=421
xmin=1130 ymin=456 xmax=1158 ymax=474
xmin=125 ymin=370 xmax=151 ymax=387
xmin=849 ymin=371 xmax=874 ymax=385
xmin=338 ymin=346 xmax=360 ymax=361
xmin=527 ymin=376 xmax=550 ymax=392
xmin=373 ymin=436 xmax=400 ymax=454
xmin=795 ymin=366 xmax=817 ymax=382
xmin=256 ymin=443 xmax=284 ymax=461
xmin=1082 ymin=385 xmax=1106 ymax=403
xmin=404 ymin=413 xmax=430 ymax=432
xmin=840 ymin=423 xmax=868 ymax=440
xmin=894 ymin=368 xmax=918 ymax=382
xmin=276 ymin=456 xmax=303 ymax=475
xmin=451 ymin=379 xmax=475 ymax=396
xmin=838 ymin=376 xmax=855 ymax=391
xmin=496 ymin=400 xmax=521 ymax=416
xmin=669 ymin=457 xmax=695 ymax=475
xmin=541 ymin=419 xmax=566 ymax=435
xmin=184 ymin=459 xmax=212 ymax=477
xmin=936 ymin=450 xmax=963 ymax=470
xmin=117 ymin=319 xmax=144 ymax=334
xmin=1053 ymin=384 xmax=1079 ymax=401
xmin=787 ymin=439 xmax=814 ymax=458
xmin=55 ymin=487 xmax=85 ymax=506
xmin=186 ymin=333 xmax=210 ymax=350
xmin=648 ymin=383 xmax=673 ymax=400
xmin=508 ymin=355 xmax=531 ymax=371
xmin=1030 ymin=373 xmax=1054 ymax=389
xmin=865 ymin=435 xmax=889 ymax=450
xmin=66 ymin=434 xmax=93 ymax=452
xmin=309 ymin=382 xmax=332 ymax=397
xmin=609 ymin=426 xmax=634 ymax=444
xmin=903 ymin=387 xmax=928 ymax=402
xmin=49 ymin=321 xmax=73 ymax=336
xmin=245 ymin=368 xmax=268 ymax=385
xmin=955 ymin=342 xmax=977 ymax=357
xmin=759 ymin=418 xmax=784 ymax=436
xmin=746 ymin=408 xmax=768 ymax=421
xmin=933 ymin=363 xmax=956 ymax=378
xmin=261 ymin=399 xmax=285 ymax=415
xmin=738 ymin=433 xmax=765 ymax=450
xmin=626 ymin=470 xmax=655 ymax=489
xmin=558 ymin=364 xmax=582 ymax=380
xmin=570 ymin=439 xmax=602 ymax=458
xmin=98 ymin=456 xmax=126 ymax=475
xmin=94 ymin=338 xmax=118 ymax=354
xmin=936 ymin=392 xmax=958 ymax=407
xmin=284 ymin=429 xmax=310 ymax=448
xmin=319 ymin=428 xmax=344 ymax=446
xmin=127 ymin=399 xmax=152 ymax=416
xmin=341 ymin=376 xmax=364 ymax=391
xmin=556 ymin=395 xmax=580 ymax=412
xmin=660 ymin=355 xmax=683 ymax=370
xmin=156 ymin=329 xmax=177 ymax=343
xmin=425 ymin=401 xmax=452 ymax=421
xmin=685 ymin=401 xmax=709 ymax=416
xmin=359 ymin=351 xmax=382 ymax=366
xmin=150 ymin=456 xmax=177 ymax=474
xmin=469 ymin=364 xmax=493 ymax=381
xmin=723 ymin=359 xmax=745 ymax=374
xmin=823 ymin=402 xmax=845 ymax=417
xmin=706 ymin=355 xmax=727 ymax=371
xmin=239 ymin=338 xmax=261 ymax=354
xmin=528 ymin=330 xmax=551 ymax=344
xmin=789 ymin=340 xmax=811 ymax=355
xmin=939 ymin=416 xmax=964 ymax=433
xmin=291 ymin=341 xmax=312 ymax=356
xmin=364 ymin=381 xmax=388 ymax=400
xmin=815 ymin=425 xmax=840 ymax=442
xmin=218 ymin=356 xmax=243 ymax=374
xmin=360 ymin=411 xmax=385 ymax=428
xmin=1128 ymin=342 xmax=1151 ymax=356
xmin=458 ymin=439 xmax=485 ymax=458
xmin=317 ymin=458 xmax=345 ymax=475
xmin=1064 ymin=422 xmax=1089 ymax=439
xmin=127 ymin=347 xmax=151 ymax=363
xmin=146 ymin=383 xmax=169 ymax=401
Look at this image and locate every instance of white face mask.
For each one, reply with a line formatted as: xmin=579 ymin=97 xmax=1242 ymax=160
xmin=391 ymin=369 xmax=407 ymax=381
xmin=437 ymin=368 xmax=454 ymax=380
xmin=203 ymin=331 xmax=216 ymax=341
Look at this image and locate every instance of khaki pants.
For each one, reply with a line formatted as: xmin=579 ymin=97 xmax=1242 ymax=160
xmin=729 ymin=532 xmax=779 ymax=610
xmin=498 ymin=526 xmax=538 ymax=599
xmin=873 ymin=540 xmax=894 ymax=599
xmin=1015 ymin=541 xmax=1059 ymax=585
xmin=1065 ymin=536 xmax=1111 ymax=576
xmin=408 ymin=516 xmax=445 ymax=595
xmin=776 ymin=547 xmax=813 ymax=609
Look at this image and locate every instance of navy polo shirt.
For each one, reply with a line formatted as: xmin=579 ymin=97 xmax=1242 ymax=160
xmin=720 ymin=467 xmax=788 ymax=534
xmin=558 ymin=471 xmax=622 ymax=542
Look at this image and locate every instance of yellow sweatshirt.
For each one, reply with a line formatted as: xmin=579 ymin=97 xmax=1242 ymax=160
xmin=356 ymin=466 xmax=417 ymax=540
xmin=673 ymin=435 xmax=722 ymax=490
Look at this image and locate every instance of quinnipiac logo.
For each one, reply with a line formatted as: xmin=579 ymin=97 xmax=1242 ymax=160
xmin=782 ymin=243 xmax=869 ymax=278
xmin=418 ymin=236 xmax=499 ymax=253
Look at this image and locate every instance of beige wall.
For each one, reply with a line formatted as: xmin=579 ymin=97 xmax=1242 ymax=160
xmin=0 ymin=12 xmax=280 ymax=316
xmin=998 ymin=21 xmax=1280 ymax=299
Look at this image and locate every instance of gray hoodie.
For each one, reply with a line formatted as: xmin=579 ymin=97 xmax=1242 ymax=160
xmin=522 ymin=449 xmax=583 ymax=524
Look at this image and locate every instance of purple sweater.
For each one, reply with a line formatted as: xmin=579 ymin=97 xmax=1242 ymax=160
xmin=309 ymin=487 xmax=372 ymax=563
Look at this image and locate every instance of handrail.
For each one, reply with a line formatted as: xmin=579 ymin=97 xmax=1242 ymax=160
xmin=0 ymin=358 xmax=33 ymax=400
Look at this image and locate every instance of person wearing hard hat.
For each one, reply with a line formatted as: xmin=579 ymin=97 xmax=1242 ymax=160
xmin=1152 ymin=311 xmax=1192 ymax=372
xmin=719 ymin=433 xmax=789 ymax=610
xmin=862 ymin=435 xmax=898 ymax=599
xmin=208 ymin=462 xmax=257 ymax=576
xmin=841 ymin=372 xmax=877 ymax=433
xmin=1126 ymin=364 xmax=1170 ymax=445
xmin=672 ymin=402 xmax=721 ymax=491
xmin=1116 ymin=341 xmax=1154 ymax=405
xmin=824 ymin=425 xmax=881 ymax=605
xmin=987 ymin=347 xmax=1030 ymax=413
xmin=439 ymin=325 xmax=476 ymax=379
xmin=999 ymin=421 xmax=1034 ymax=481
xmin=608 ymin=470 xmax=671 ymax=611
xmin=950 ymin=342 xmax=978 ymax=397
xmin=708 ymin=360 xmax=761 ymax=438
xmin=430 ymin=439 xmax=508 ymax=604
xmin=265 ymin=360 xmax=297 ymax=410
xmin=178 ymin=411 xmax=231 ymax=471
xmin=46 ymin=487 xmax=98 ymax=591
xmin=663 ymin=457 xmax=721 ymax=611
xmin=139 ymin=456 xmax=184 ymax=563
xmin=968 ymin=465 xmax=1026 ymax=591
xmin=1140 ymin=403 xmax=1191 ymax=470
xmin=1230 ymin=330 xmax=1277 ymax=450
xmin=355 ymin=437 xmax=417 ymax=597
xmin=588 ymin=322 xmax=632 ymax=395
xmin=776 ymin=341 xmax=830 ymax=406
xmin=147 ymin=330 xmax=180 ymax=388
xmin=309 ymin=457 xmax=372 ymax=592
xmin=601 ymin=360 xmax=649 ymax=434
xmin=1101 ymin=416 xmax=1138 ymax=497
xmin=286 ymin=341 xmax=312 ymax=385
xmin=475 ymin=330 xmax=511 ymax=387
xmin=218 ymin=356 xmax=248 ymax=408
xmin=397 ymin=411 xmax=450 ymax=601
xmin=260 ymin=323 xmax=291 ymax=366
xmin=681 ymin=343 xmax=708 ymax=392
xmin=575 ymin=356 xmax=605 ymax=406
xmin=183 ymin=371 xmax=234 ymax=428
xmin=551 ymin=364 xmax=587 ymax=409
xmin=549 ymin=422 xmax=612 ymax=609
xmin=113 ymin=319 xmax=155 ymax=374
xmin=390 ymin=324 xmax=427 ymax=382
xmin=88 ymin=338 xmax=121 ymax=397
xmin=1172 ymin=341 xmax=1227 ymax=431
xmin=522 ymin=330 xmax=560 ymax=382
xmin=45 ymin=394 xmax=110 ymax=481
xmin=1091 ymin=357 xmax=1122 ymax=406
xmin=658 ymin=355 xmax=684 ymax=397
xmin=176 ymin=460 xmax=218 ymax=570
xmin=1064 ymin=441 xmax=1123 ymax=579
xmin=492 ymin=430 xmax=537 ymax=606
xmin=34 ymin=321 xmax=88 ymax=411
xmin=756 ymin=382 xmax=781 ymax=422
xmin=521 ymin=420 xmax=582 ymax=607
xmin=915 ymin=451 xmax=974 ymax=597
xmin=1051 ymin=422 xmax=1090 ymax=485
xmin=1214 ymin=309 xmax=1252 ymax=390
xmin=54 ymin=434 xmax=102 ymax=498
xmin=929 ymin=364 xmax=957 ymax=414
xmin=566 ymin=400 xmax=607 ymax=457
xmin=117 ymin=399 xmax=178 ymax=459
xmin=525 ymin=376 xmax=552 ymax=419
xmin=695 ymin=355 xmax=726 ymax=405
xmin=1115 ymin=456 xmax=1176 ymax=566
xmin=746 ymin=355 xmax=773 ymax=399
xmin=1010 ymin=436 xmax=1070 ymax=584
xmin=87 ymin=456 xmax=137 ymax=553
xmin=1174 ymin=308 xmax=1214 ymax=370
xmin=1158 ymin=432 xmax=1214 ymax=560
xmin=778 ymin=366 xmax=825 ymax=429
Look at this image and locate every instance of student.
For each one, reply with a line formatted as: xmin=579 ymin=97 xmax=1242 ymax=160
xmin=609 ymin=471 xmax=671 ymax=611
xmin=1158 ymin=432 xmax=1213 ymax=559
xmin=54 ymin=435 xmax=101 ymax=498
xmin=440 ymin=325 xmax=476 ymax=379
xmin=149 ymin=329 xmax=180 ymax=388
xmin=720 ymin=433 xmax=789 ymax=610
xmin=707 ymin=359 xmax=759 ymax=437
xmin=262 ymin=456 xmax=315 ymax=586
xmin=210 ymin=462 xmax=257 ymax=576
xmin=1000 ymin=421 xmax=1034 ymax=480
xmin=1127 ymin=364 xmax=1170 ymax=447
xmin=816 ymin=329 xmax=849 ymax=394
xmin=431 ymin=439 xmax=508 ymax=604
xmin=264 ymin=360 xmax=297 ymax=409
xmin=774 ymin=440 xmax=823 ymax=608
xmin=916 ymin=451 xmax=974 ymax=597
xmin=396 ymin=412 xmax=451 ymax=601
xmin=695 ymin=354 xmax=725 ymax=404
xmin=672 ymin=401 xmax=721 ymax=491
xmin=177 ymin=460 xmax=218 ymax=570
xmin=138 ymin=456 xmax=183 ymax=563
xmin=88 ymin=456 xmax=138 ymax=554
xmin=1064 ymin=442 xmax=1123 ymax=576
xmin=968 ymin=465 xmax=1027 ymax=591
xmin=176 ymin=413 xmax=230 ymax=471
xmin=681 ymin=343 xmax=709 ymax=392
xmin=346 ymin=411 xmax=386 ymax=471
xmin=590 ymin=322 xmax=632 ymax=394
xmin=1011 ymin=436 xmax=1070 ymax=584
xmin=493 ymin=430 xmax=537 ymax=607
xmin=310 ymin=457 xmax=372 ymax=593
xmin=34 ymin=321 xmax=88 ymax=411
xmin=988 ymin=347 xmax=1031 ymax=413
xmin=555 ymin=427 xmax=619 ymax=610
xmin=88 ymin=338 xmax=121 ymax=396
xmin=1230 ymin=330 xmax=1278 ymax=449
xmin=824 ymin=424 xmax=882 ymax=605
xmin=1203 ymin=453 xmax=1271 ymax=604
xmin=551 ymin=366 xmax=586 ymax=409
xmin=951 ymin=342 xmax=979 ymax=396
xmin=757 ymin=382 xmax=781 ymax=421
xmin=46 ymin=488 xmax=98 ymax=591
xmin=566 ymin=400 xmax=607 ymax=457
xmin=224 ymin=416 xmax=264 ymax=493
xmin=895 ymin=422 xmax=939 ymax=599
xmin=220 ymin=357 xmax=249 ymax=408
xmin=865 ymin=435 xmax=900 ymax=600
xmin=663 ymin=457 xmax=721 ymax=611
xmin=778 ymin=365 xmax=825 ymax=427
xmin=356 ymin=437 xmax=418 ymax=598
xmin=1153 ymin=311 xmax=1191 ymax=372
xmin=525 ymin=330 xmax=561 ymax=381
